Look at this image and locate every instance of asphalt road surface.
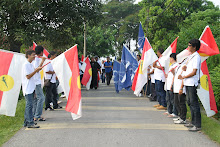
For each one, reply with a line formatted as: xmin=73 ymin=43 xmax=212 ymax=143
xmin=3 ymin=83 xmax=219 ymax=147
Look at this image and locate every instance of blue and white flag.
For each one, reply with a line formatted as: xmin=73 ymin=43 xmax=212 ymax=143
xmin=118 ymin=45 xmax=138 ymax=91
xmin=113 ymin=60 xmax=120 ymax=93
xmin=138 ymin=23 xmax=145 ymax=53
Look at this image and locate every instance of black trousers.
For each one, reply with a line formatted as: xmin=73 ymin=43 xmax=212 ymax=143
xmin=186 ymin=86 xmax=201 ymax=128
xmin=166 ymin=90 xmax=176 ymax=115
xmin=45 ymin=83 xmax=58 ymax=109
xmin=174 ymin=93 xmax=187 ymax=121
xmin=151 ymin=83 xmax=157 ymax=100
xmin=106 ymin=72 xmax=112 ymax=85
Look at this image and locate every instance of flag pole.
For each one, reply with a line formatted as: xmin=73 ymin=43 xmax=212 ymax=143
xmin=84 ymin=21 xmax=86 ymax=57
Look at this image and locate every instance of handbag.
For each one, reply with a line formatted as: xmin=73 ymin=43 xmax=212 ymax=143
xmin=44 ymin=74 xmax=53 ymax=87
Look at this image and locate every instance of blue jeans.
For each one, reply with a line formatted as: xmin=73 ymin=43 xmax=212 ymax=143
xmin=24 ymin=93 xmax=35 ymax=127
xmin=155 ymin=80 xmax=167 ymax=107
xmin=186 ymin=86 xmax=201 ymax=128
xmin=33 ymin=84 xmax=45 ymax=119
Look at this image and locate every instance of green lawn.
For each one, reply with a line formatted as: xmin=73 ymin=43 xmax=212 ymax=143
xmin=0 ymin=99 xmax=25 ymax=146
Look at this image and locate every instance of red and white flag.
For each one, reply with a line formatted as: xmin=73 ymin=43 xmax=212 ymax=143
xmin=176 ymin=26 xmax=219 ymax=117
xmin=197 ymin=26 xmax=219 ymax=117
xmin=162 ymin=37 xmax=178 ymax=73
xmin=81 ymin=57 xmax=92 ymax=90
xmin=132 ymin=37 xmax=158 ymax=96
xmin=51 ymin=45 xmax=81 ymax=120
xmin=33 ymin=41 xmax=49 ymax=58
xmin=0 ymin=49 xmax=26 ymax=116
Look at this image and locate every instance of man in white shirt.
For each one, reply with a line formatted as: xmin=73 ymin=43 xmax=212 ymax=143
xmin=44 ymin=51 xmax=61 ymax=110
xmin=165 ymin=53 xmax=179 ymax=117
xmin=32 ymin=46 xmax=46 ymax=121
xmin=22 ymin=50 xmax=42 ymax=128
xmin=178 ymin=39 xmax=201 ymax=131
xmin=172 ymin=60 xmax=187 ymax=124
xmin=153 ymin=48 xmax=167 ymax=110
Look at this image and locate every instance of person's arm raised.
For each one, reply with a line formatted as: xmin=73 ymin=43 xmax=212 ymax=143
xmin=26 ymin=67 xmax=42 ymax=79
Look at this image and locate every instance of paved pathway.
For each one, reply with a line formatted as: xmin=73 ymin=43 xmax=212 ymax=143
xmin=3 ymin=83 xmax=219 ymax=147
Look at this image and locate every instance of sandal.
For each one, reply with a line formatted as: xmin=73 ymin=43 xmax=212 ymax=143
xmin=38 ymin=117 xmax=46 ymax=121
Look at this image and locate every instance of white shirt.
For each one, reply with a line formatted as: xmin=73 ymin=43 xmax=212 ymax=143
xmin=183 ymin=51 xmax=201 ymax=86
xmin=22 ymin=60 xmax=36 ymax=96
xmin=173 ymin=63 xmax=185 ymax=94
xmin=101 ymin=63 xmax=105 ymax=70
xmin=32 ymin=57 xmax=42 ymax=85
xmin=150 ymin=67 xmax=155 ymax=84
xmin=154 ymin=57 xmax=166 ymax=82
xmin=79 ymin=62 xmax=83 ymax=75
xmin=166 ymin=62 xmax=178 ymax=91
xmin=45 ymin=63 xmax=56 ymax=83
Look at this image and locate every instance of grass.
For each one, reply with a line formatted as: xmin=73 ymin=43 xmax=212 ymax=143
xmin=0 ymin=99 xmax=25 ymax=146
xmin=186 ymin=106 xmax=220 ymax=145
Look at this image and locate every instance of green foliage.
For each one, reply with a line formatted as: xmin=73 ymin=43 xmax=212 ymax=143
xmin=138 ymin=0 xmax=218 ymax=51
xmin=76 ymin=25 xmax=117 ymax=57
xmin=0 ymin=0 xmax=102 ymax=52
xmin=102 ymin=0 xmax=140 ymax=53
xmin=210 ymin=64 xmax=220 ymax=114
xmin=0 ymin=99 xmax=25 ymax=146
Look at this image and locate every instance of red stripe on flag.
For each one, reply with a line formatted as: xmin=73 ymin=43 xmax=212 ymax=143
xmin=132 ymin=65 xmax=140 ymax=91
xmin=201 ymin=61 xmax=218 ymax=113
xmin=65 ymin=45 xmax=81 ymax=114
xmin=64 ymin=46 xmax=76 ymax=71
xmin=170 ymin=37 xmax=178 ymax=53
xmin=0 ymin=51 xmax=14 ymax=107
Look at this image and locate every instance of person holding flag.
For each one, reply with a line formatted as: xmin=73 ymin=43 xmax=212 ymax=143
xmin=22 ymin=50 xmax=42 ymax=128
xmin=32 ymin=46 xmax=46 ymax=121
xmin=153 ymin=48 xmax=167 ymax=110
xmin=178 ymin=39 xmax=202 ymax=132
xmin=44 ymin=51 xmax=62 ymax=111
xmin=165 ymin=53 xmax=179 ymax=117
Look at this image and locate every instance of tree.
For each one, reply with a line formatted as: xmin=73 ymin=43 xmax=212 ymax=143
xmin=102 ymin=0 xmax=140 ymax=52
xmin=138 ymin=0 xmax=217 ymax=50
xmin=0 ymin=0 xmax=102 ymax=52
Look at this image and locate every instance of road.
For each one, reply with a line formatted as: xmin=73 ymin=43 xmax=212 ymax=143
xmin=3 ymin=83 xmax=219 ymax=147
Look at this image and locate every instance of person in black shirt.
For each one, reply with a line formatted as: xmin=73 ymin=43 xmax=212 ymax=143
xmin=90 ymin=57 xmax=101 ymax=89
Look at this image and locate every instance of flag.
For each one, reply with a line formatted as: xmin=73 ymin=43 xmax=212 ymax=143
xmin=51 ymin=45 xmax=81 ymax=120
xmin=33 ymin=41 xmax=49 ymax=58
xmin=81 ymin=55 xmax=85 ymax=62
xmin=132 ymin=37 xmax=158 ymax=96
xmin=138 ymin=23 xmax=145 ymax=53
xmin=161 ymin=37 xmax=178 ymax=73
xmin=81 ymin=57 xmax=92 ymax=90
xmin=197 ymin=26 xmax=219 ymax=117
xmin=198 ymin=26 xmax=219 ymax=62
xmin=0 ymin=49 xmax=26 ymax=116
xmin=113 ymin=60 xmax=120 ymax=93
xmin=118 ymin=45 xmax=138 ymax=91
xmin=176 ymin=26 xmax=219 ymax=117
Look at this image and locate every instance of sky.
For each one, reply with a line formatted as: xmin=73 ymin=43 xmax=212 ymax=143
xmin=134 ymin=0 xmax=220 ymax=6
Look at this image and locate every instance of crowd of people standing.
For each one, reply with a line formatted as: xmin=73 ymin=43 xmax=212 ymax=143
xmin=141 ymin=39 xmax=202 ymax=132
